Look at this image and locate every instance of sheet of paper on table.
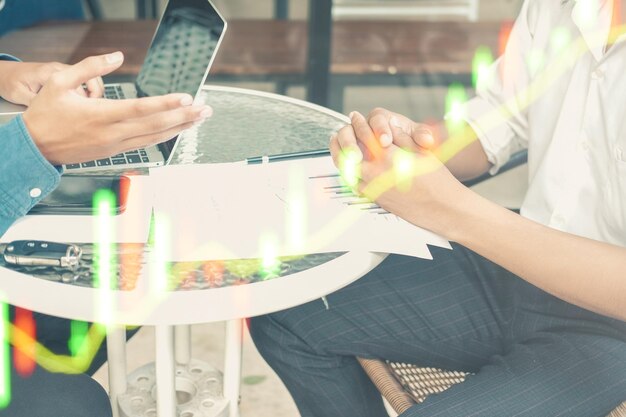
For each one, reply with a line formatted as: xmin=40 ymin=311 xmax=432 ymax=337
xmin=0 ymin=175 xmax=153 ymax=244
xmin=149 ymin=156 xmax=451 ymax=262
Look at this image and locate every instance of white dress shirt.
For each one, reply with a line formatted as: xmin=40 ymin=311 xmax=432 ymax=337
xmin=464 ymin=0 xmax=626 ymax=247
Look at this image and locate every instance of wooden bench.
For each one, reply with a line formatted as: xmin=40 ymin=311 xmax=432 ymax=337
xmin=0 ymin=19 xmax=503 ymax=110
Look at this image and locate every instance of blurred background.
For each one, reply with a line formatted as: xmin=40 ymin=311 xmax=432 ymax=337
xmin=96 ymin=0 xmax=523 ymax=121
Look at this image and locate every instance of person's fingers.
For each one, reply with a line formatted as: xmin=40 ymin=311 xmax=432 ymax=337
xmin=336 ymin=124 xmax=363 ymax=162
xmin=52 ymin=52 xmax=124 ymax=89
xmin=390 ymin=117 xmax=434 ymax=151
xmin=384 ymin=116 xmax=420 ymax=151
xmin=351 ymin=111 xmax=383 ymax=160
xmin=389 ymin=118 xmax=422 ymax=154
xmin=114 ymin=105 xmax=210 ymax=139
xmin=411 ymin=123 xmax=435 ymax=149
xmin=98 ymin=93 xmax=198 ymax=121
xmin=85 ymin=76 xmax=104 ymax=98
xmin=329 ymin=132 xmax=341 ymax=167
xmin=352 ymin=177 xmax=372 ymax=200
xmin=367 ymin=108 xmax=394 ymax=147
xmin=75 ymin=86 xmax=89 ymax=98
xmin=117 ymin=120 xmax=199 ymax=153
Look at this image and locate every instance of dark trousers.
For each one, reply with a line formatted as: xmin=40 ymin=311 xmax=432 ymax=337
xmin=250 ymin=244 xmax=626 ymax=417
xmin=0 ymin=309 xmax=136 ymax=416
xmin=1 ymin=357 xmax=112 ymax=417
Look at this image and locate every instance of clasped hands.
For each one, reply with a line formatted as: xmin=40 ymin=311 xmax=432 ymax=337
xmin=329 ymin=108 xmax=466 ymax=237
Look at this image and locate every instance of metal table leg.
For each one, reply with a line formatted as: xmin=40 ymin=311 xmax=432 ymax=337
xmin=306 ymin=0 xmax=333 ymax=107
xmin=223 ymin=319 xmax=243 ymax=417
xmin=175 ymin=325 xmax=191 ymax=366
xmin=106 ymin=325 xmax=128 ymax=417
xmin=156 ymin=325 xmax=176 ymax=417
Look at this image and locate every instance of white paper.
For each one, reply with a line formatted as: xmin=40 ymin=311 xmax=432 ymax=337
xmin=1 ymin=175 xmax=153 ymax=244
xmin=150 ymin=157 xmax=451 ymax=262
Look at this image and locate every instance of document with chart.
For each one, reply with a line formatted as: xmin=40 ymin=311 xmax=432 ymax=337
xmin=150 ymin=157 xmax=451 ymax=262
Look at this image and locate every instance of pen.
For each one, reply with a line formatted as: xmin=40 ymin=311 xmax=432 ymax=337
xmin=246 ymin=148 xmax=330 ymax=164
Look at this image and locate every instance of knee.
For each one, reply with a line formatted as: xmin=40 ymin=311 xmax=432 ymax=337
xmin=60 ymin=374 xmax=113 ymax=417
xmin=249 ymin=303 xmax=336 ymax=359
xmin=249 ymin=311 xmax=317 ymax=364
xmin=8 ymin=369 xmax=112 ymax=417
xmin=249 ymin=314 xmax=280 ymax=356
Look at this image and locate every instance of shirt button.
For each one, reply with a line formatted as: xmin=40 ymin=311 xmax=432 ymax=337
xmin=29 ymin=188 xmax=42 ymax=198
xmin=591 ymin=68 xmax=604 ymax=80
xmin=615 ymin=146 xmax=624 ymax=162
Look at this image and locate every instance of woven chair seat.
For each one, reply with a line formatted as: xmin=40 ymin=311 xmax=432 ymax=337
xmin=358 ymin=358 xmax=626 ymax=416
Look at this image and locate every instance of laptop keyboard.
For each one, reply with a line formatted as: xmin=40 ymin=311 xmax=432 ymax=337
xmin=104 ymin=85 xmax=125 ymax=100
xmin=65 ymin=86 xmax=152 ymax=170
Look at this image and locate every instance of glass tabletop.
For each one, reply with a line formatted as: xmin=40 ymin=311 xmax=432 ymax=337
xmin=174 ymin=86 xmax=347 ymax=164
xmin=1 ymin=87 xmax=352 ymax=291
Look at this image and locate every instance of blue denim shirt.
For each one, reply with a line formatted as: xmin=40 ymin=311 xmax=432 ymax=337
xmin=0 ymin=53 xmax=61 ymax=236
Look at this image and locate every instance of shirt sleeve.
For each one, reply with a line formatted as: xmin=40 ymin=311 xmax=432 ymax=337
xmin=462 ymin=0 xmax=536 ymax=174
xmin=0 ymin=115 xmax=61 ymax=237
xmin=0 ymin=54 xmax=20 ymax=62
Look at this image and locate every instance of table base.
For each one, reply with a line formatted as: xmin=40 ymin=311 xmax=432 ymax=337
xmin=118 ymin=360 xmax=228 ymax=417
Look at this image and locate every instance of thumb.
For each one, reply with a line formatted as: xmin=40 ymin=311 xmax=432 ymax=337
xmin=390 ymin=117 xmax=434 ymax=151
xmin=411 ymin=124 xmax=435 ymax=150
xmin=389 ymin=118 xmax=416 ymax=149
xmin=56 ymin=52 xmax=124 ymax=89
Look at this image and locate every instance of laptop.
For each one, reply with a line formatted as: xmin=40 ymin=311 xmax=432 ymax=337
xmin=0 ymin=0 xmax=227 ymax=173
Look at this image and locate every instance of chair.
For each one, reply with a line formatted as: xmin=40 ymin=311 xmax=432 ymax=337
xmin=355 ymin=150 xmax=626 ymax=417
xmin=357 ymin=358 xmax=626 ymax=416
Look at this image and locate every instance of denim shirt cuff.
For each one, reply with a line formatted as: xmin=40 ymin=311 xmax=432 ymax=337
xmin=0 ymin=54 xmax=20 ymax=62
xmin=0 ymin=115 xmax=61 ymax=219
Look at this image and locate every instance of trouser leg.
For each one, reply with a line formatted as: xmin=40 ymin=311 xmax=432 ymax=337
xmin=250 ymin=312 xmax=388 ymax=417
xmin=402 ymin=332 xmax=626 ymax=417
xmin=0 ymin=351 xmax=112 ymax=417
xmin=250 ymin=246 xmax=514 ymax=417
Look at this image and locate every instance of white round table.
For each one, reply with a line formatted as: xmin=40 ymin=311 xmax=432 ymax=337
xmin=0 ymin=86 xmax=387 ymax=417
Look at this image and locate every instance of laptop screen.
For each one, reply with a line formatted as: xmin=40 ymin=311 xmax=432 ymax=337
xmin=135 ymin=0 xmax=226 ymax=159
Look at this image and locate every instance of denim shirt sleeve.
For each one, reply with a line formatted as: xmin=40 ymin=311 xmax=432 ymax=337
xmin=0 ymin=54 xmax=19 ymax=62
xmin=0 ymin=116 xmax=61 ymax=237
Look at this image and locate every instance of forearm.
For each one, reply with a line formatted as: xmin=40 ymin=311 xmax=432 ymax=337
xmin=444 ymin=187 xmax=626 ymax=321
xmin=433 ymin=122 xmax=492 ymax=182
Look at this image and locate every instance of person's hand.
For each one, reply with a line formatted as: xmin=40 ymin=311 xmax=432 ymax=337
xmin=331 ymin=108 xmax=436 ymax=163
xmin=22 ymin=52 xmax=212 ymax=165
xmin=0 ymin=60 xmax=104 ymax=105
xmin=330 ymin=111 xmax=465 ymax=236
